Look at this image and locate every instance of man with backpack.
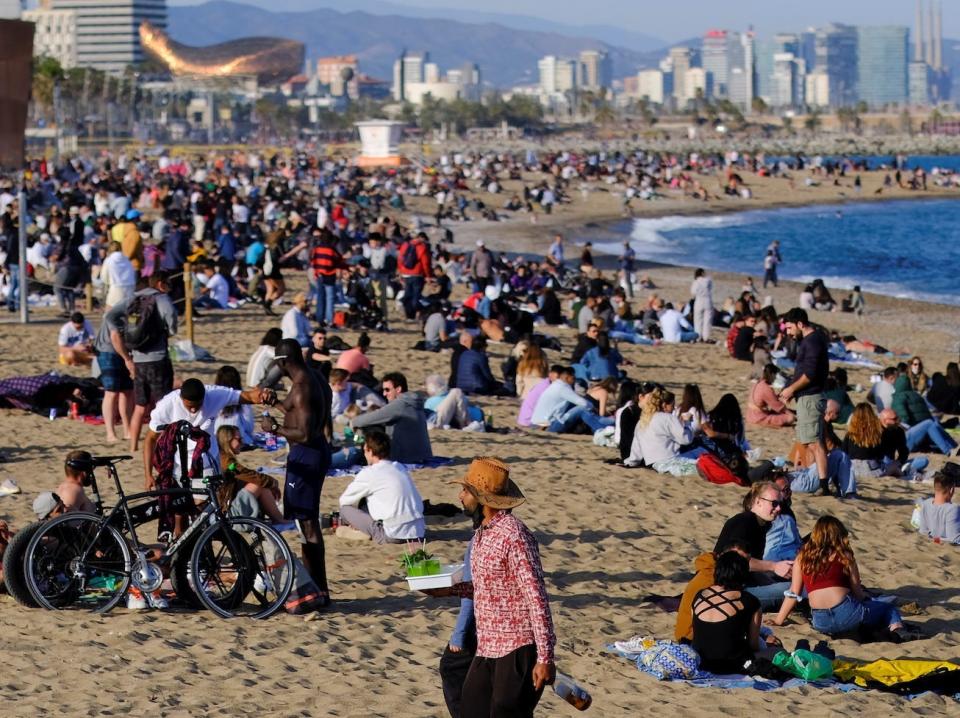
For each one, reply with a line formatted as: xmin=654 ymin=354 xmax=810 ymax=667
xmin=105 ymin=270 xmax=178 ymax=452
xmin=398 ymin=231 xmax=431 ymax=320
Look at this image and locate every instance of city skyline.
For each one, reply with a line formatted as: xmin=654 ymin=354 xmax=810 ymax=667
xmin=165 ymin=0 xmax=960 ymax=44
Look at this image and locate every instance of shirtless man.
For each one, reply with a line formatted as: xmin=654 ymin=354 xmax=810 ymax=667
xmin=58 ymin=450 xmax=98 ymax=513
xmin=261 ymin=338 xmax=333 ymax=608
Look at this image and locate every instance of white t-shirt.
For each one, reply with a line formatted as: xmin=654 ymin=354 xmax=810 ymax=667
xmin=205 ymin=273 xmax=230 ymax=308
xmin=149 ymin=385 xmax=241 ymax=477
xmin=246 ymin=345 xmax=275 ymax=388
xmin=58 ymin=320 xmax=95 ymax=348
xmin=338 ymin=460 xmax=425 ymax=540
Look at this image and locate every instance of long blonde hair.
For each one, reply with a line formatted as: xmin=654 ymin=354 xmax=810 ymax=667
xmin=216 ymin=425 xmax=240 ymax=472
xmin=517 ymin=343 xmax=548 ymax=378
xmin=797 ymin=515 xmax=854 ymax=579
xmin=639 ymin=387 xmax=667 ymax=428
xmin=846 ymin=402 xmax=883 ymax=448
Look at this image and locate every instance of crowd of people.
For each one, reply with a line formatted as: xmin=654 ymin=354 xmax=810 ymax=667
xmin=1 ymin=148 xmax=959 ymax=716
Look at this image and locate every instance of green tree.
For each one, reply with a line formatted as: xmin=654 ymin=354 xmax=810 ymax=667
xmin=804 ymin=109 xmax=822 ymax=133
xmin=751 ymin=96 xmax=768 ymax=115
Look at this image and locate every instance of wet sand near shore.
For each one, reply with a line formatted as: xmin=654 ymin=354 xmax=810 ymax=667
xmin=0 ymin=168 xmax=958 ymax=716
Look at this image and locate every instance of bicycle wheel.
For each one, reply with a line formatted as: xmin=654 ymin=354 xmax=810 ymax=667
xmin=24 ymin=512 xmax=131 ymax=613
xmin=2 ymin=521 xmax=44 ymax=607
xmin=190 ymin=517 xmax=294 ymax=619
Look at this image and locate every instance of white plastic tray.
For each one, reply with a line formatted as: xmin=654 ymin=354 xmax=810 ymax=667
xmin=406 ymin=563 xmax=465 ymax=591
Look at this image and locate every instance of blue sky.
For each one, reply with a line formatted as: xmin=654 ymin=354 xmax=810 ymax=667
xmin=174 ymin=0 xmax=959 ymax=43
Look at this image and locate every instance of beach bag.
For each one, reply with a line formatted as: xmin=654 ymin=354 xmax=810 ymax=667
xmin=123 ymin=293 xmax=163 ymax=350
xmin=772 ymin=649 xmax=834 ymax=681
xmin=697 ymin=453 xmax=750 ymax=487
xmin=635 ymin=641 xmax=700 ymax=681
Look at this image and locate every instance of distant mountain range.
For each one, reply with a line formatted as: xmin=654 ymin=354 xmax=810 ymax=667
xmin=166 ymin=1 xmax=669 ymax=86
xmin=168 ymin=0 xmax=668 ymax=53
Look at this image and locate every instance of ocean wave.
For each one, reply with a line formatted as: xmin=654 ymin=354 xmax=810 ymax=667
xmin=791 ymin=274 xmax=960 ymax=307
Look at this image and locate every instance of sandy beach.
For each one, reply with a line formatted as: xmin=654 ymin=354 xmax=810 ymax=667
xmin=1 ymin=164 xmax=959 ymax=717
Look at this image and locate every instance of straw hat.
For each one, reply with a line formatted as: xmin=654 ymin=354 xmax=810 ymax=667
xmin=449 ymin=457 xmax=525 ymax=510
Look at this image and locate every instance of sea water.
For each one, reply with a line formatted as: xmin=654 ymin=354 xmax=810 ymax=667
xmin=592 ymin=198 xmax=960 ymax=306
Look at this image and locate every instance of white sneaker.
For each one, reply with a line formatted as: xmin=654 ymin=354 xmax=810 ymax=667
xmin=147 ymin=592 xmax=169 ymax=610
xmin=127 ymin=591 xmax=148 ymax=610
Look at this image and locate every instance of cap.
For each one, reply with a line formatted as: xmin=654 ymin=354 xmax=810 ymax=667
xmin=476 ymin=239 xmax=485 ymax=247
xmin=125 ymin=209 xmax=141 ymax=220
xmin=33 ymin=492 xmax=61 ymax=520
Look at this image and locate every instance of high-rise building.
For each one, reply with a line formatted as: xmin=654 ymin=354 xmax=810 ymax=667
xmin=909 ymin=61 xmax=932 ymax=105
xmin=770 ymin=53 xmax=804 ymax=108
xmin=392 ymin=51 xmax=429 ymax=100
xmin=685 ymin=67 xmax=711 ymax=102
xmin=729 ymin=32 xmax=755 ymax=110
xmin=51 ymin=0 xmax=167 ymax=72
xmin=538 ymin=55 xmax=578 ymax=96
xmin=805 ymin=70 xmax=831 ymax=107
xmin=579 ymin=50 xmax=612 ymax=91
xmin=669 ymin=47 xmax=692 ymax=104
xmin=636 ymin=69 xmax=664 ymax=104
xmin=22 ymin=7 xmax=78 ymax=69
xmin=702 ymin=30 xmax=730 ymax=97
xmin=857 ymin=26 xmax=908 ymax=107
xmin=756 ymin=33 xmax=800 ymax=103
xmin=316 ymin=55 xmax=358 ymax=98
xmin=815 ymin=23 xmax=858 ymax=108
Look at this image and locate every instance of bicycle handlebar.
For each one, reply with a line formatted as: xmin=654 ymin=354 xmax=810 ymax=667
xmin=91 ymin=455 xmax=133 ymax=467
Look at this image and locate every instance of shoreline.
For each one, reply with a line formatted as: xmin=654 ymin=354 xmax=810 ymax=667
xmin=436 ymin=176 xmax=960 ymax=312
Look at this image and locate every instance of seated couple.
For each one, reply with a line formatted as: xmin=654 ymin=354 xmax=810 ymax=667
xmin=843 ymin=403 xmax=929 ymax=482
xmin=342 ymin=372 xmax=433 ymax=468
xmin=336 ymin=430 xmax=425 ymax=544
xmin=625 ymin=387 xmax=703 ymax=476
xmin=522 ymin=366 xmax=614 ymax=434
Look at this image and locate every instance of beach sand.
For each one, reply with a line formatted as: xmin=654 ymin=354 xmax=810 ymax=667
xmin=1 ymin=169 xmax=959 ymax=717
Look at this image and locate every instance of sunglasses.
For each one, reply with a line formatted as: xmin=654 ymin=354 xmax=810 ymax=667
xmin=757 ymin=497 xmax=783 ymax=509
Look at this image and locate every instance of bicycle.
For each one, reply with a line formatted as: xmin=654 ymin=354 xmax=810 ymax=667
xmin=22 ymin=424 xmax=295 ymax=618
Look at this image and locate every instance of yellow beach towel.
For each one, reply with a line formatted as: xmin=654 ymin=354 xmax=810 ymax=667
xmin=833 ymin=658 xmax=960 ymax=687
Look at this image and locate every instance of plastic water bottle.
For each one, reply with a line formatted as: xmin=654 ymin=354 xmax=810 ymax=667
xmin=553 ymin=672 xmax=591 ymax=711
xmin=262 ymin=412 xmax=278 ymax=451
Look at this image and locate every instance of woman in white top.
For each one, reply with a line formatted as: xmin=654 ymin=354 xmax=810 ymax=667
xmin=246 ymin=328 xmax=283 ymax=389
xmin=101 ymin=241 xmax=137 ymax=308
xmin=628 ymin=388 xmax=702 ymax=476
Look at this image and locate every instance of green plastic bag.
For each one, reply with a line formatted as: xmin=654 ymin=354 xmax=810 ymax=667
xmin=772 ymin=649 xmax=834 ymax=681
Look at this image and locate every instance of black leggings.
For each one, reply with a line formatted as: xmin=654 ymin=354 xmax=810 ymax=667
xmin=461 ymin=644 xmax=544 ymax=718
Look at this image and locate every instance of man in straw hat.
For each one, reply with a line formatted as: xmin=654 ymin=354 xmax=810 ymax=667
xmin=427 ymin=457 xmax=556 ymax=717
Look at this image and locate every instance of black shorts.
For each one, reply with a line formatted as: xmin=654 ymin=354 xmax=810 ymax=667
xmin=134 ymin=357 xmax=174 ymax=407
xmin=283 ymin=441 xmax=330 ymax=522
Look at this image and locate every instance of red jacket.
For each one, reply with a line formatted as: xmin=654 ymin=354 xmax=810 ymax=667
xmin=398 ymin=239 xmax=431 ymax=277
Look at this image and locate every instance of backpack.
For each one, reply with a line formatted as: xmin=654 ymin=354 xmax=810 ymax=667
xmin=400 ymin=241 xmax=419 ymax=271
xmin=123 ymin=293 xmax=163 ymax=350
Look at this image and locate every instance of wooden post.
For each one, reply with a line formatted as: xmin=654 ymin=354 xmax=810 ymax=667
xmin=85 ymin=283 xmax=94 ymax=312
xmin=183 ymin=262 xmax=194 ymax=345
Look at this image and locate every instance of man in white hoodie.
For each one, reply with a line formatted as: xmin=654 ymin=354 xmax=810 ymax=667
xmin=337 ymin=429 xmax=425 ymax=543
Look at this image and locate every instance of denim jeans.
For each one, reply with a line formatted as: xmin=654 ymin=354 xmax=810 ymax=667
xmin=906 ymin=419 xmax=957 ymax=455
xmin=329 ymin=445 xmax=363 ymax=470
xmin=548 ymin=405 xmax=613 ymax=434
xmin=609 ymin=330 xmax=656 ymax=345
xmin=745 ymin=580 xmax=792 ymax=611
xmin=6 ymin=263 xmax=18 ymax=312
xmin=678 ymin=330 xmax=699 ymax=343
xmin=316 ymin=282 xmax=337 ymax=326
xmin=789 ymin=449 xmax=855 ymax=495
xmin=811 ymin=594 xmax=902 ymax=635
xmin=402 ymin=275 xmax=425 ymax=319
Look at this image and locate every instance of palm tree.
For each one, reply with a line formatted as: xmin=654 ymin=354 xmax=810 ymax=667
xmin=804 ymin=109 xmax=822 ymax=133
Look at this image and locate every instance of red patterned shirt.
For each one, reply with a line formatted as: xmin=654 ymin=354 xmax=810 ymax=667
xmin=457 ymin=511 xmax=556 ymax=664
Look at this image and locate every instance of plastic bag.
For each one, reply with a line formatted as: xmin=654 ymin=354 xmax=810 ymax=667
xmin=635 ymin=641 xmax=701 ymax=681
xmin=772 ymin=649 xmax=834 ymax=681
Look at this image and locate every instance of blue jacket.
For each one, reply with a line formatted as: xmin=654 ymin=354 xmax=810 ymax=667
xmin=456 ymin=349 xmax=499 ymax=395
xmin=579 ymin=346 xmax=622 ymax=381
